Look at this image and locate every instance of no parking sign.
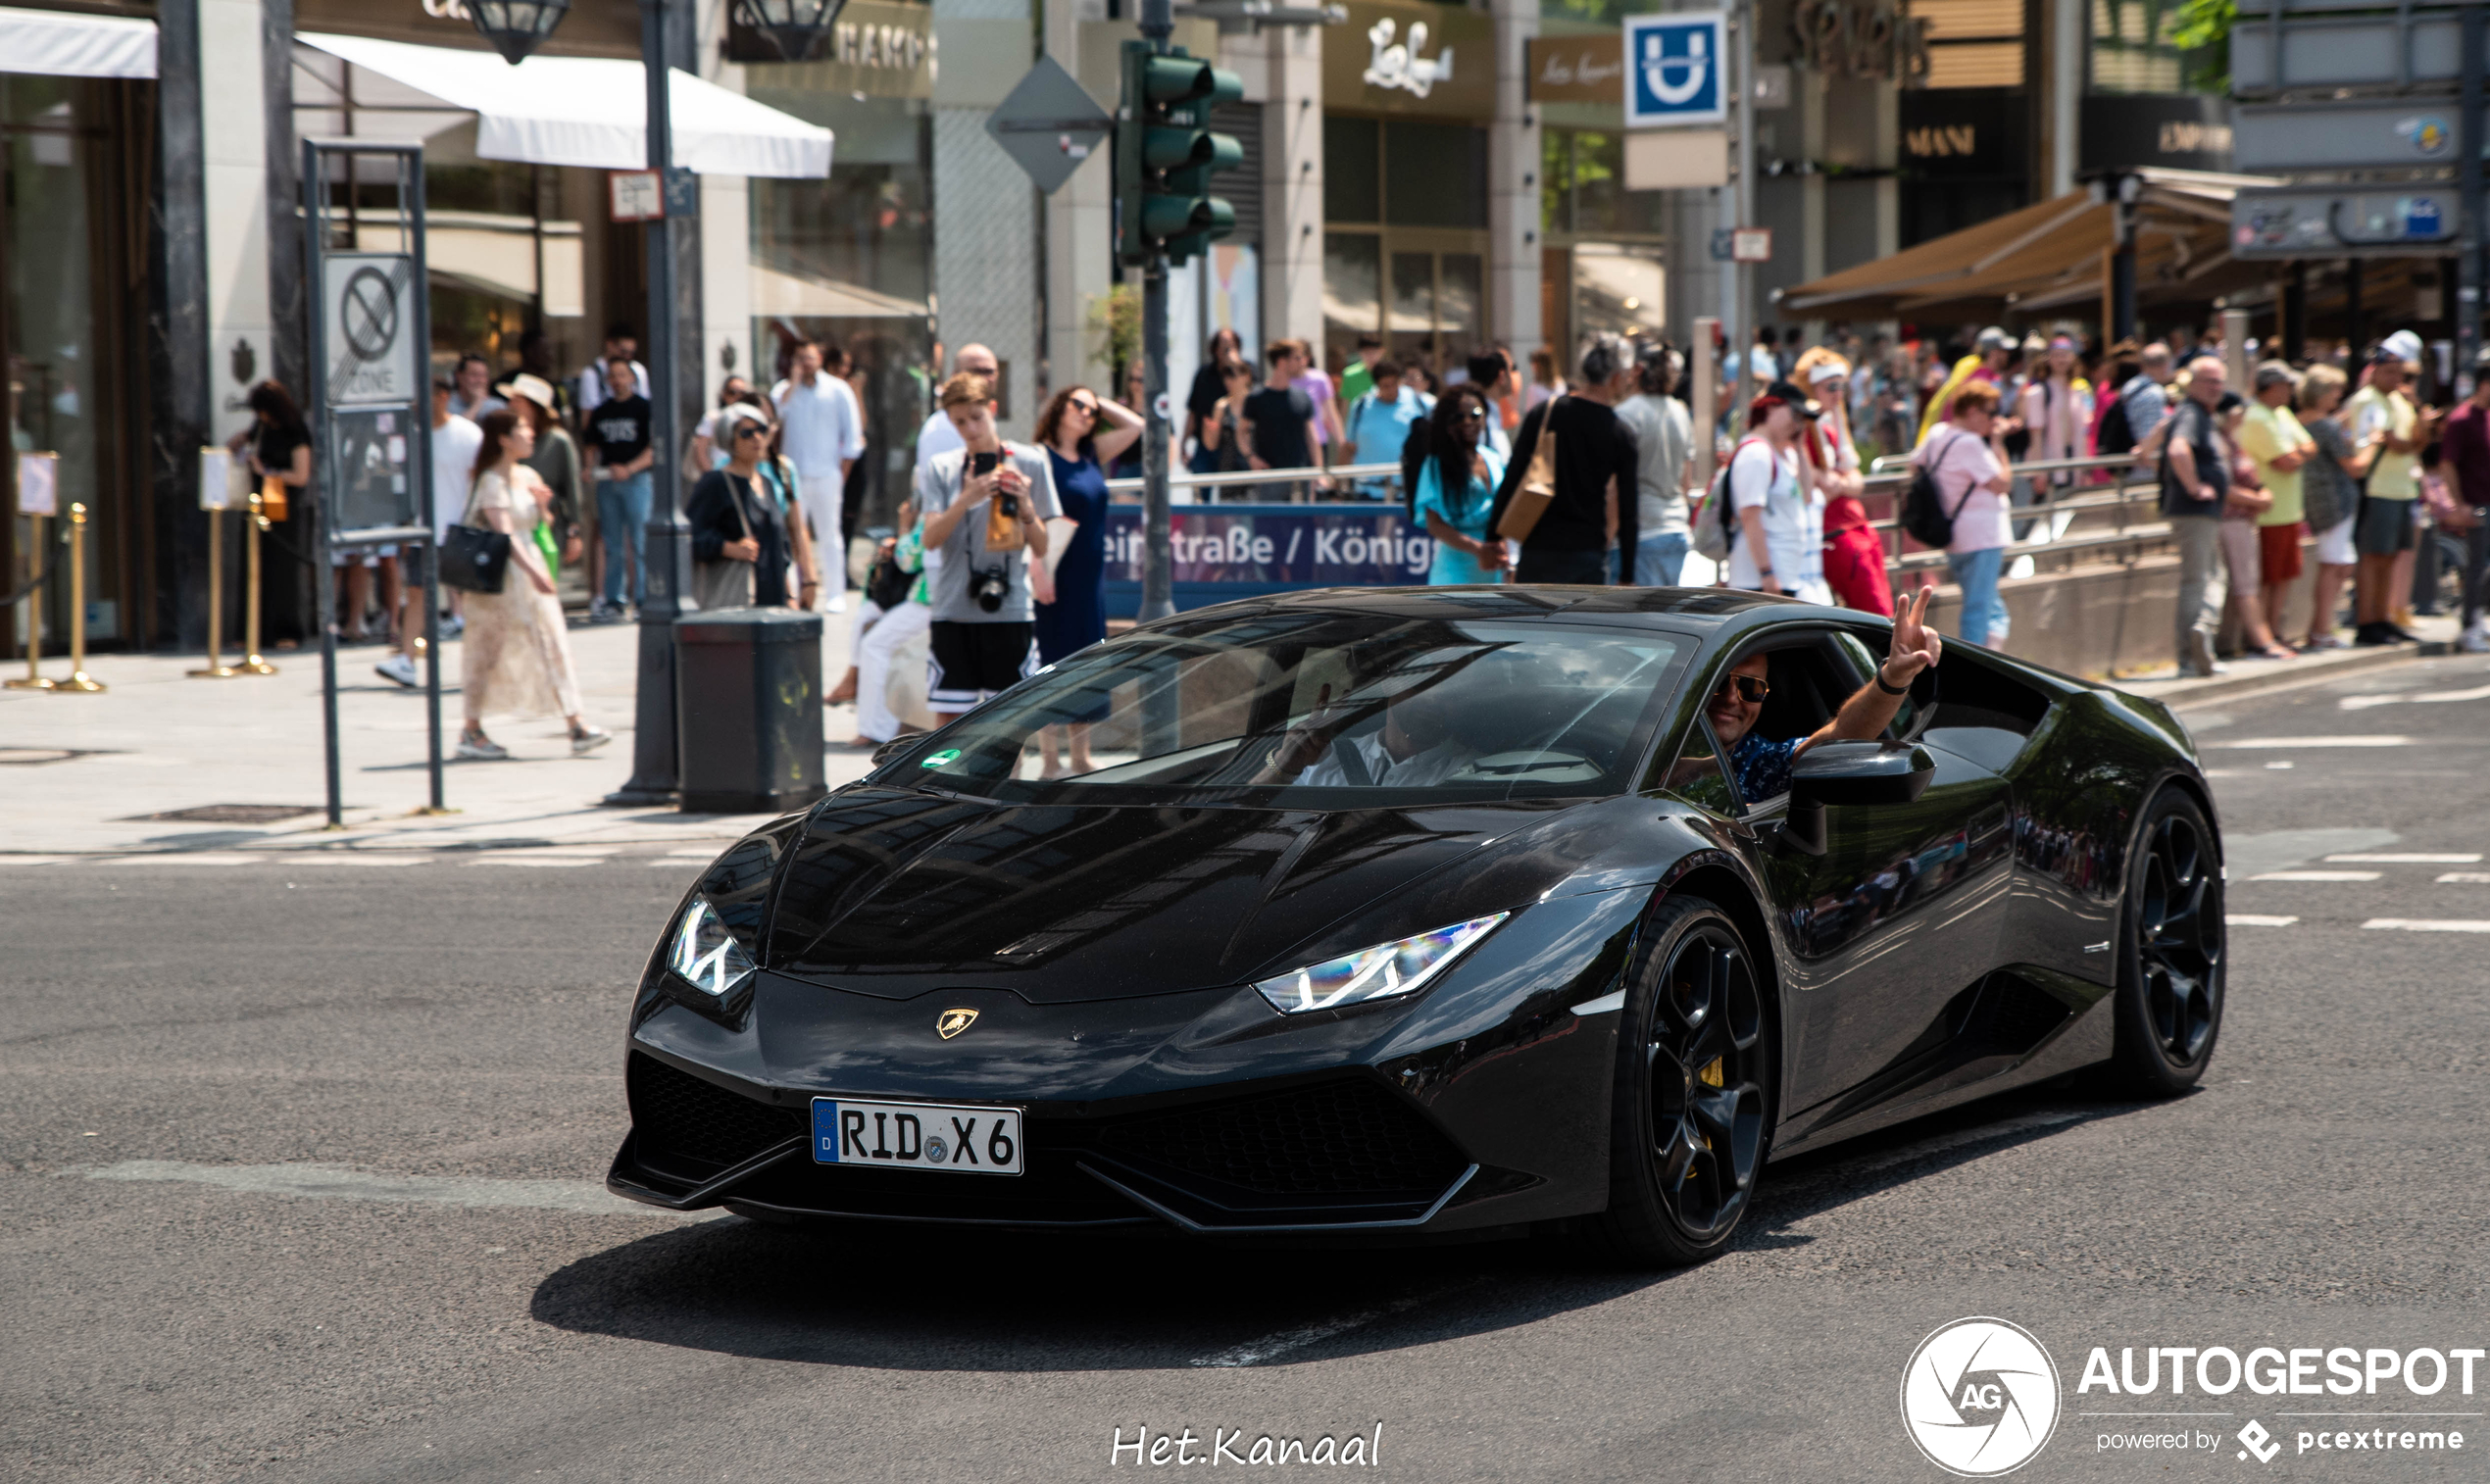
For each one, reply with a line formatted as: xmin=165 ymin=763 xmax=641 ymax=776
xmin=1624 ymin=13 xmax=1728 ymax=127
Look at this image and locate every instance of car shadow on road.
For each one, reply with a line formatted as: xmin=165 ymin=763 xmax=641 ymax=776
xmin=529 ymin=1085 xmax=2179 ymax=1372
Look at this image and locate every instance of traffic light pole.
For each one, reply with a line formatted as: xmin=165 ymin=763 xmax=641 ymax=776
xmin=1138 ymin=0 xmax=1176 ymax=621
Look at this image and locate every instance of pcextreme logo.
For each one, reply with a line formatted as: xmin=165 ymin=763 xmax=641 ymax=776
xmin=1902 ymin=1317 xmax=2063 ymax=1476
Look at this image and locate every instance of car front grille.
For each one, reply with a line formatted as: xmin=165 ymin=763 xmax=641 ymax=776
xmin=626 ymin=1052 xmax=805 ymax=1181
xmin=1095 ymin=1079 xmax=1467 ymax=1198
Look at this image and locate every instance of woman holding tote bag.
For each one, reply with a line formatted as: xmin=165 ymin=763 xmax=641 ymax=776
xmin=686 ymin=403 xmax=802 ymax=611
xmin=456 ymin=410 xmax=609 ymax=761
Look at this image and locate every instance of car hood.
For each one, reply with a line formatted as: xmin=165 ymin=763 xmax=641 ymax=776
xmin=763 ymin=787 xmax=1574 ymax=1003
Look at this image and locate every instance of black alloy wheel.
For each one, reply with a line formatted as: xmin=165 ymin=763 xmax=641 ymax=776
xmin=2109 ymin=788 xmax=2224 ymax=1093
xmin=1585 ymin=895 xmax=1772 ymax=1266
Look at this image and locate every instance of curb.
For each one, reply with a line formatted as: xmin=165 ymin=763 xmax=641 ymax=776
xmin=2112 ymin=638 xmax=2456 ymax=711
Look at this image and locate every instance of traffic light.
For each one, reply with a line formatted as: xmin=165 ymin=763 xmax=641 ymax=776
xmin=1116 ymin=42 xmax=1244 ymax=267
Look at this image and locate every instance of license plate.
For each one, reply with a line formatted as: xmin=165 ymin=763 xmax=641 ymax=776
xmin=809 ymin=1097 xmax=1024 ymax=1176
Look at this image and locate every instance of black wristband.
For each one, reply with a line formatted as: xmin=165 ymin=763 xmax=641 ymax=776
xmin=1874 ymin=667 xmax=1909 ymax=696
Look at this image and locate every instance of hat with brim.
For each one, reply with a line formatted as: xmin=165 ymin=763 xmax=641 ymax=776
xmin=1762 ymin=378 xmax=1823 ymax=417
xmin=504 ymin=372 xmax=557 ymax=412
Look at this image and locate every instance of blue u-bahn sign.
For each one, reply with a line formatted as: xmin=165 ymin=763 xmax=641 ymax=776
xmin=1624 ymin=13 xmax=1727 ymax=128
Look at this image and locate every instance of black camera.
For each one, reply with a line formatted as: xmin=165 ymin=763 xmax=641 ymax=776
xmin=971 ymin=566 xmax=1010 ymax=614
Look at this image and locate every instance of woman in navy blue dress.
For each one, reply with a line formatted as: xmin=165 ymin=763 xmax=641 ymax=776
xmin=1032 ymin=384 xmax=1145 ymax=775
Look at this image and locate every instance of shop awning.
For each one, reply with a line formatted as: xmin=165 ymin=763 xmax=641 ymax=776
xmin=752 ymin=262 xmax=929 ymax=321
xmin=1776 ymin=169 xmax=2280 ymax=322
xmin=0 ymin=5 xmax=156 ymax=79
xmin=297 ymin=32 xmax=831 ymax=178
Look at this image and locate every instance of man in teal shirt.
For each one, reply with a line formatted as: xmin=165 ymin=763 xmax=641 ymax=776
xmin=1341 ymin=360 xmax=1432 ymax=500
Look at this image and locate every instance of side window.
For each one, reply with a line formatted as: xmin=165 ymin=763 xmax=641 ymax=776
xmin=1838 ymin=627 xmax=2053 ymax=770
xmin=1654 ymin=717 xmax=1741 ymax=818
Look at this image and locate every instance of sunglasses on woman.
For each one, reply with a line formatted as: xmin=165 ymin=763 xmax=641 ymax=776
xmin=1712 ymin=673 xmax=1769 ymax=704
xmin=1069 ymin=399 xmax=1099 ymax=416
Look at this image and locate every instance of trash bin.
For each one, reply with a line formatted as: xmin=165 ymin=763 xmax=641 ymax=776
xmin=673 ymin=607 xmax=827 ymax=815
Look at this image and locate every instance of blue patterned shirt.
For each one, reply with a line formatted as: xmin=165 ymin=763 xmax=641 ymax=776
xmin=1729 ymin=732 xmax=1802 ymax=804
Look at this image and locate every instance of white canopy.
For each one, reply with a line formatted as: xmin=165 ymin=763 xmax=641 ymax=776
xmin=0 ymin=5 xmax=157 ymax=79
xmin=297 ymin=32 xmax=831 ymax=178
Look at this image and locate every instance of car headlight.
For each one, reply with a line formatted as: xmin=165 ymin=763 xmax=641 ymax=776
xmin=669 ymin=899 xmax=755 ymax=997
xmin=1254 ymin=913 xmax=1509 ymax=1015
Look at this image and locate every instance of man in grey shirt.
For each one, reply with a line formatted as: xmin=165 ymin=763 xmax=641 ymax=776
xmin=2117 ymin=342 xmax=2176 ymax=448
xmin=1615 ymin=344 xmax=1694 ymax=585
xmin=914 ymin=372 xmax=1060 ymax=719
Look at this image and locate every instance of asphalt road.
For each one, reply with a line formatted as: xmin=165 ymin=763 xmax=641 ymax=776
xmin=10 ymin=653 xmax=2490 ymax=1483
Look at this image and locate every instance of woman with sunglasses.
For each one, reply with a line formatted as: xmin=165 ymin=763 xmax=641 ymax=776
xmin=1029 ymin=384 xmax=1145 ymax=774
xmin=685 ymin=405 xmax=805 ymax=609
xmin=1413 ymin=384 xmax=1507 ymax=584
xmin=743 ymin=397 xmax=824 ymax=610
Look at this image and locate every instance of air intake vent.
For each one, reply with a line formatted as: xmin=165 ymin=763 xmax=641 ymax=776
xmin=626 ymin=1053 xmax=804 ymax=1179
xmin=1098 ymin=1080 xmax=1465 ymax=1197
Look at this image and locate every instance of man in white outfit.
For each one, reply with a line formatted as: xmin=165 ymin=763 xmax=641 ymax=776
xmin=772 ymin=338 xmax=866 ymax=612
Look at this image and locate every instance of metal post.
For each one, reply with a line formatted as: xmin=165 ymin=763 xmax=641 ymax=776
xmin=2283 ymin=261 xmax=2308 ymax=364
xmin=239 ymin=489 xmax=275 ymax=673
xmin=2459 ymin=1 xmax=2485 ymax=394
xmin=2111 ymin=175 xmax=2138 ymax=343
xmin=610 ymin=0 xmax=691 ymax=806
xmin=1691 ymin=316 xmax=1719 ymax=493
xmin=2348 ymin=256 xmax=2366 ymax=357
xmin=1732 ymin=0 xmax=1755 ymax=391
xmin=306 ymin=139 xmax=343 ymax=827
xmin=1137 ymin=0 xmax=1176 ymax=623
xmin=55 ymin=504 xmax=104 ymax=691
xmin=188 ymin=507 xmax=237 ymax=677
xmin=409 ymin=151 xmax=444 ymax=812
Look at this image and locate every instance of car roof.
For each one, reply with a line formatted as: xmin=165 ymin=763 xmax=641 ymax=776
xmin=1143 ymin=585 xmax=1869 ymax=635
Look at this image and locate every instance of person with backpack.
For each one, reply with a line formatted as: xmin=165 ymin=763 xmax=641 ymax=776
xmin=2160 ymin=357 xmax=2235 ymax=676
xmin=1340 ymin=359 xmax=1432 ymax=500
xmin=2102 ymin=343 xmax=2176 ymax=461
xmin=1913 ymin=380 xmax=2017 ymax=648
xmin=1721 ymin=381 xmax=1832 ymax=604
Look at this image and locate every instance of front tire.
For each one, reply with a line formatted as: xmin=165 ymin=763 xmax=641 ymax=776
xmin=1581 ymin=894 xmax=1773 ymax=1267
xmin=2106 ymin=787 xmax=2225 ymax=1095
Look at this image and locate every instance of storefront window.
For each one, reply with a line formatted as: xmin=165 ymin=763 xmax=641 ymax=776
xmin=1543 ymin=129 xmax=1668 ymax=238
xmin=1323 ymin=117 xmax=1490 ymax=375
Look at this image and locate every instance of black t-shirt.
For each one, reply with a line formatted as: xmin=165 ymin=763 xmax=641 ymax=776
xmin=1487 ymin=397 xmax=1641 ymax=556
xmin=254 ymin=421 xmax=311 ymax=484
xmin=584 ymin=394 xmax=652 ymax=470
xmin=2158 ymin=396 xmax=2227 ymax=519
xmin=1243 ymin=385 xmax=1315 ymax=472
xmin=1185 ymin=363 xmax=1227 ymax=424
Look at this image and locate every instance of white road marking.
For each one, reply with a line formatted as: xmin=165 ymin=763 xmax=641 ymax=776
xmin=2363 ymin=918 xmax=2490 ymax=933
xmin=2214 ymin=736 xmax=2413 ymax=749
xmin=2342 ymin=683 xmax=2490 ymax=710
xmin=293 ymin=854 xmax=428 ymax=866
xmin=2264 ymin=761 xmax=2295 ymax=769
xmin=72 ymin=1160 xmax=711 ymax=1218
xmin=2437 ymin=872 xmax=2490 ymax=884
xmin=2249 ymin=870 xmax=2381 ymax=882
xmin=666 ymin=847 xmax=724 ymax=858
xmin=0 ymin=856 xmax=74 ymax=866
xmin=1190 ymin=1281 xmax=1481 ymax=1368
xmin=96 ymin=853 xmax=264 ymax=866
xmin=2227 ymin=915 xmax=2300 ymax=926
xmin=469 ymin=858 xmax=606 ymax=867
xmin=2326 ymin=853 xmax=2483 ymax=864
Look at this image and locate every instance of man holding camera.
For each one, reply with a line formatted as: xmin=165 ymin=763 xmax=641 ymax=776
xmin=915 ymin=372 xmax=1059 ymax=722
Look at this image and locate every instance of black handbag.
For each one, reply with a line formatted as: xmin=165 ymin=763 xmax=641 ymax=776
xmin=865 ymin=538 xmax=914 ymax=610
xmin=438 ymin=521 xmax=511 ymax=594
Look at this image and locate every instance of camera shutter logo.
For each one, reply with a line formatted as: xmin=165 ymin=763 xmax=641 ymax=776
xmin=1900 ymin=1317 xmax=2061 ymax=1476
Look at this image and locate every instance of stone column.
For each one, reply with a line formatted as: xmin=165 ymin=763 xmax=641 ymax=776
xmin=933 ymin=0 xmax=1039 ymax=435
xmin=1261 ymin=21 xmax=1322 ymax=349
xmin=1489 ymin=0 xmax=1540 ymax=358
xmin=698 ymin=0 xmax=754 ymax=395
xmin=1044 ymin=0 xmax=1118 ymax=399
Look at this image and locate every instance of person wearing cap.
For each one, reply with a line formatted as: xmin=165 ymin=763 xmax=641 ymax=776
xmin=686 ymin=403 xmax=809 ymax=611
xmin=1916 ymin=326 xmax=2016 ymax=444
xmin=1913 ymin=379 xmax=2017 ymax=646
xmin=1615 ymin=343 xmax=1693 ymax=586
xmin=2238 ymin=361 xmax=2316 ymax=651
xmin=1485 ymin=333 xmax=1642 ymax=584
xmin=1794 ymin=348 xmax=1895 ymax=616
xmin=508 ymin=372 xmax=581 ymax=575
xmin=1721 ymin=380 xmax=1831 ymax=605
xmin=2347 ymin=344 xmax=2436 ymax=643
xmin=2441 ymin=348 xmax=2490 ymax=653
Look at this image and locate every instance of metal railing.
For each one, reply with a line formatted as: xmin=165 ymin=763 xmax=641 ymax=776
xmin=1850 ymin=452 xmax=2177 ymax=574
xmin=1100 ymin=462 xmax=1404 ymax=499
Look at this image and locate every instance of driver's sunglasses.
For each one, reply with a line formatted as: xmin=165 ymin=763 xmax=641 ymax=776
xmin=1713 ymin=673 xmax=1769 ymax=704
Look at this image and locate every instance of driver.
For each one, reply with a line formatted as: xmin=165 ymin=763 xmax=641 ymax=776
xmin=1709 ymin=586 xmax=1945 ymax=802
xmin=1255 ymin=681 xmax=1480 ymax=787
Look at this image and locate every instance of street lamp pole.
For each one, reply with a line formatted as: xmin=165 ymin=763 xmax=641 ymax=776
xmin=608 ymin=0 xmax=695 ymax=805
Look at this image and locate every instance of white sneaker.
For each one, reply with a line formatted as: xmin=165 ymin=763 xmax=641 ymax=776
xmin=570 ymin=724 xmax=614 ymax=755
xmin=374 ymin=653 xmax=420 ymax=688
xmin=823 ymin=594 xmax=849 ymax=614
xmin=2462 ymin=623 xmax=2490 ymax=655
xmin=439 ymin=614 xmax=465 ymax=639
xmin=455 ymin=734 xmax=509 ymax=762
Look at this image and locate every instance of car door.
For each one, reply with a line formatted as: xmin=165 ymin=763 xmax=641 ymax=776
xmin=1728 ymin=630 xmax=2018 ymax=1129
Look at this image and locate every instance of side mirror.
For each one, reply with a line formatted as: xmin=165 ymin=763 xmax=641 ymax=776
xmin=870 ymin=736 xmax=915 ymax=768
xmin=1778 ymin=742 xmax=1935 ymax=857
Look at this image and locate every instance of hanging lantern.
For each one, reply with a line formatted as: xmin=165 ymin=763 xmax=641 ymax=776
xmin=733 ymin=0 xmax=847 ymax=63
xmin=468 ymin=0 xmax=573 ymax=66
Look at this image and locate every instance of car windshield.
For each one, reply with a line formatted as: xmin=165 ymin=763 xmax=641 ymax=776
xmin=870 ymin=610 xmax=1690 ymax=807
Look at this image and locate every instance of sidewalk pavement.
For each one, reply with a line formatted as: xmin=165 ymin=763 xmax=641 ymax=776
xmin=5 ymin=607 xmax=2464 ymax=860
xmin=0 ymin=612 xmax=885 ymax=860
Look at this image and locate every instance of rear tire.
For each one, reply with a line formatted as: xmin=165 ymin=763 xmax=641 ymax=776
xmin=1580 ymin=894 xmax=1774 ymax=1267
xmin=2106 ymin=787 xmax=2225 ymax=1095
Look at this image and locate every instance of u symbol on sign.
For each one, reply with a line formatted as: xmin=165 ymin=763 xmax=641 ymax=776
xmin=1643 ymin=30 xmax=1708 ymax=106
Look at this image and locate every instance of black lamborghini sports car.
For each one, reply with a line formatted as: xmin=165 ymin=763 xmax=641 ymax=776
xmin=610 ymin=587 xmax=2224 ymax=1264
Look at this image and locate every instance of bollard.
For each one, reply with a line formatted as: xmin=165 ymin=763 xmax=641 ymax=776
xmin=189 ymin=507 xmax=239 ymax=678
xmin=52 ymin=503 xmax=104 ymax=692
xmin=5 ymin=512 xmax=52 ymax=691
xmin=236 ymin=487 xmax=276 ymax=675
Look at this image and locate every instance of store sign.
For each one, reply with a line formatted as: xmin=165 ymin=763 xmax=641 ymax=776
xmin=1899 ymin=87 xmax=2024 ymax=177
xmin=1324 ymin=0 xmax=1492 ymax=117
xmin=2232 ymin=186 xmax=2462 ymax=259
xmin=297 ymin=0 xmax=642 ymax=58
xmin=2235 ymin=100 xmax=2465 ymax=172
xmin=1624 ymin=13 xmax=1726 ymax=127
xmin=731 ymin=0 xmax=935 ymax=99
xmin=1100 ymin=505 xmax=1439 ymax=616
xmin=1788 ymin=0 xmax=1929 ymax=84
xmin=2080 ymin=95 xmax=2233 ymax=173
xmin=1526 ymin=32 xmax=1623 ymax=105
